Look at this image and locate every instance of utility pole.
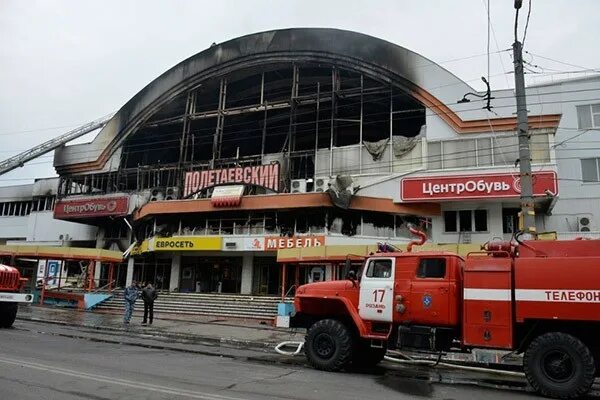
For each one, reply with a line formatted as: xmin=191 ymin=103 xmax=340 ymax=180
xmin=513 ymin=0 xmax=536 ymax=234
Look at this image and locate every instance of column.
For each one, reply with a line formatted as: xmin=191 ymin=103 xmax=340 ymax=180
xmin=170 ymin=254 xmax=181 ymax=292
xmin=94 ymin=261 xmax=102 ymax=287
xmin=325 ymin=265 xmax=333 ymax=281
xmin=240 ymin=253 xmax=254 ymax=295
xmin=125 ymin=257 xmax=134 ymax=286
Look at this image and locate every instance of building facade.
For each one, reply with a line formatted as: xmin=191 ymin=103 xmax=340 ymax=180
xmin=45 ymin=28 xmax=597 ymax=295
xmin=0 ymin=178 xmax=98 ymax=287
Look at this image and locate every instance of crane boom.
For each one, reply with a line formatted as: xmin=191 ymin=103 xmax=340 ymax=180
xmin=0 ymin=112 xmax=115 ymax=176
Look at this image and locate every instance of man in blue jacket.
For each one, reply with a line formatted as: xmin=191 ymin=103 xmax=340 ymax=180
xmin=123 ymin=281 xmax=140 ymax=324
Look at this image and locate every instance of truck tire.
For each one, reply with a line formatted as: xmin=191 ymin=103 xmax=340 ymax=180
xmin=524 ymin=332 xmax=595 ymax=399
xmin=352 ymin=341 xmax=387 ymax=367
xmin=0 ymin=302 xmax=18 ymax=328
xmin=305 ymin=319 xmax=353 ymax=371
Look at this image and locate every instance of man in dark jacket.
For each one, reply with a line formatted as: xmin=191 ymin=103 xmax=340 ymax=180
xmin=141 ymin=282 xmax=158 ymax=325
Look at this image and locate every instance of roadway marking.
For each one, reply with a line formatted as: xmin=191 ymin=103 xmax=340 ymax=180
xmin=0 ymin=356 xmax=247 ymax=400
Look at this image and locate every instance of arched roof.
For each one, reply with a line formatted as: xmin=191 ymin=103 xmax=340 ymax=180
xmin=54 ymin=28 xmax=560 ymax=174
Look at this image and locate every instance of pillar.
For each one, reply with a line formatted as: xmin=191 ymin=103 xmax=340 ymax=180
xmin=125 ymin=257 xmax=135 ymax=286
xmin=94 ymin=260 xmax=102 ymax=287
xmin=170 ymin=254 xmax=181 ymax=292
xmin=325 ymin=265 xmax=333 ymax=281
xmin=240 ymin=253 xmax=253 ymax=295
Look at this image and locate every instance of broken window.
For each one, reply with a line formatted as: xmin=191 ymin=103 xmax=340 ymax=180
xmin=327 ymin=208 xmax=360 ymax=236
xmin=296 ymin=209 xmax=326 ymax=234
xmin=362 ymin=211 xmax=394 ymax=238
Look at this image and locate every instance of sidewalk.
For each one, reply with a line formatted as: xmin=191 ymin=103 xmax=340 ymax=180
xmin=17 ymin=304 xmax=303 ymax=351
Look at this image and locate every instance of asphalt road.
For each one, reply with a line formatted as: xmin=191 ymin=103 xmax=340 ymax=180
xmin=0 ymin=321 xmax=544 ymax=400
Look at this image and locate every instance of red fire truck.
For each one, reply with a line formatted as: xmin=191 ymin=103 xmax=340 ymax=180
xmin=292 ymin=229 xmax=600 ymax=398
xmin=0 ymin=264 xmax=33 ymax=328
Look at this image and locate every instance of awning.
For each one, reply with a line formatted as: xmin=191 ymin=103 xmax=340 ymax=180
xmin=276 ymin=243 xmax=484 ymax=262
xmin=0 ymin=245 xmax=123 ymax=263
xmin=210 ymin=185 xmax=244 ymax=207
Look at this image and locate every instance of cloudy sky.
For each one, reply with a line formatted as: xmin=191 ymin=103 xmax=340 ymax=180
xmin=0 ymin=0 xmax=598 ymax=185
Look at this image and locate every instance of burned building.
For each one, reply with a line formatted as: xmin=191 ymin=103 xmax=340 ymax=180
xmin=52 ymin=28 xmax=559 ymax=294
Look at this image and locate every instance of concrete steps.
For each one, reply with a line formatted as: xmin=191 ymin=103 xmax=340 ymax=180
xmin=94 ymin=292 xmax=286 ymax=319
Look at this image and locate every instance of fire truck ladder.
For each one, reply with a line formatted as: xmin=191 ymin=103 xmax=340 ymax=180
xmin=0 ymin=112 xmax=115 ymax=176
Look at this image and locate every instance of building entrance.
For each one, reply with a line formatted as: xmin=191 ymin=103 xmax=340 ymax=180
xmin=179 ymin=256 xmax=242 ymax=293
xmin=133 ymin=256 xmax=172 ymax=290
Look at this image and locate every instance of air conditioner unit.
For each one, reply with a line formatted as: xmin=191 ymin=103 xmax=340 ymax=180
xmin=291 ymin=179 xmax=307 ymax=193
xmin=150 ymin=188 xmax=165 ymax=202
xmin=313 ymin=177 xmax=329 ymax=193
xmin=165 ymin=186 xmax=179 ymax=201
xmin=578 ymin=216 xmax=592 ymax=232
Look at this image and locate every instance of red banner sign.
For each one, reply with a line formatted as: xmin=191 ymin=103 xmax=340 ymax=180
xmin=264 ymin=236 xmax=325 ymax=250
xmin=401 ymin=171 xmax=557 ymax=201
xmin=183 ymin=163 xmax=280 ymax=197
xmin=54 ymin=197 xmax=130 ymax=219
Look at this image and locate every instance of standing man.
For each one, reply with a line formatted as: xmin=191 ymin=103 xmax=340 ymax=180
xmin=123 ymin=280 xmax=139 ymax=324
xmin=141 ymin=282 xmax=158 ymax=325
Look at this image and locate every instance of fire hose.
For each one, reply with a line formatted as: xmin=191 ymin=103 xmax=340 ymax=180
xmin=274 ymin=341 xmax=524 ymax=377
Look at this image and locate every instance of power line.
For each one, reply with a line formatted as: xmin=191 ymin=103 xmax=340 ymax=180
xmin=522 ymin=0 xmax=532 ymax=46
xmin=482 ymin=0 xmax=512 ymax=89
xmin=525 ymin=50 xmax=600 ymax=73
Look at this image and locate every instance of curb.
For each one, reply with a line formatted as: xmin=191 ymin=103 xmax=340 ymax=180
xmin=16 ymin=316 xmax=281 ymax=351
xmin=25 ymin=305 xmax=279 ymax=331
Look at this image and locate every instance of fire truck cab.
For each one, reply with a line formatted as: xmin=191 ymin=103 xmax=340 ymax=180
xmin=292 ymin=231 xmax=600 ymax=398
xmin=0 ymin=264 xmax=33 ymax=328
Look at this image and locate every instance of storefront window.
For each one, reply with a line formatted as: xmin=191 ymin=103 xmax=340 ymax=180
xmin=252 ymin=257 xmax=280 ymax=295
xmin=133 ymin=256 xmax=172 ymax=290
xmin=179 ymin=256 xmax=242 ymax=293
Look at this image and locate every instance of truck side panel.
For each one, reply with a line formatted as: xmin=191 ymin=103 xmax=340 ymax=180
xmin=515 ymin=257 xmax=600 ymax=323
xmin=463 ymin=255 xmax=513 ymax=349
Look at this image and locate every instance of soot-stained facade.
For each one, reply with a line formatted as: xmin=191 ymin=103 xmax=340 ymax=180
xmin=51 ymin=28 xmax=561 ymax=294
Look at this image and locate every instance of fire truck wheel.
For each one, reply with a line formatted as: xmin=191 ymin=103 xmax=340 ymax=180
xmin=0 ymin=302 xmax=18 ymax=328
xmin=305 ymin=319 xmax=353 ymax=371
xmin=352 ymin=341 xmax=387 ymax=367
xmin=524 ymin=332 xmax=595 ymax=399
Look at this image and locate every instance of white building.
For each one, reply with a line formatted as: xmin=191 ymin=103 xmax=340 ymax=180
xmin=0 ymin=178 xmax=97 ymax=246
